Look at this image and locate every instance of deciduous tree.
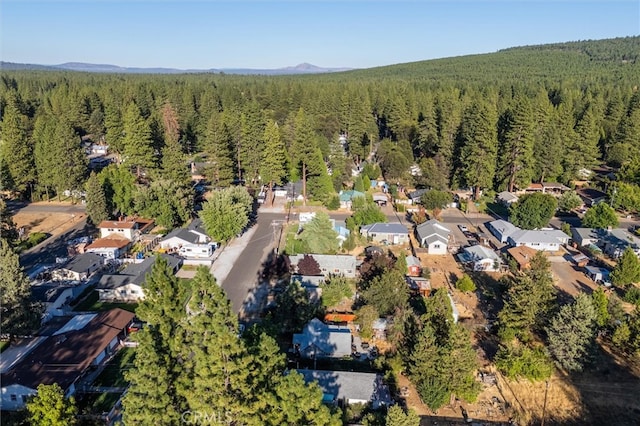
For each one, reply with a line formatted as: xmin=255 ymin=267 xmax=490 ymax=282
xmin=509 ymin=192 xmax=557 ymax=230
xmin=299 ymin=212 xmax=339 ymax=254
xmin=582 ymin=202 xmax=618 ymax=229
xmin=27 ymin=384 xmax=76 ymax=426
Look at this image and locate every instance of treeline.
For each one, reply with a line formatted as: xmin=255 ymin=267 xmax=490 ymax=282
xmin=1 ymin=36 xmax=639 ymax=216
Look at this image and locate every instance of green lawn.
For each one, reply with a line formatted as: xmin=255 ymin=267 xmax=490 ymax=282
xmin=73 ymin=290 xmax=138 ymax=313
xmin=78 ymin=392 xmax=122 ymax=414
xmin=93 ymin=347 xmax=136 ymax=388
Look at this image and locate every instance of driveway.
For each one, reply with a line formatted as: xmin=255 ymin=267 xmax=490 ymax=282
xmin=548 ymin=252 xmax=598 ymax=300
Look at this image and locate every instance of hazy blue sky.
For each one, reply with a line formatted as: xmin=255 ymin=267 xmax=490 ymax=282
xmin=2 ymin=1 xmax=638 ymax=69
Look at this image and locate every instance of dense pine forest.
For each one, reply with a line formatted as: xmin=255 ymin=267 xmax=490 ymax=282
xmin=1 ymin=36 xmax=640 ymax=225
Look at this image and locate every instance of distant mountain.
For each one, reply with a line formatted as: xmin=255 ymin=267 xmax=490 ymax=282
xmin=0 ymin=61 xmax=353 ymax=75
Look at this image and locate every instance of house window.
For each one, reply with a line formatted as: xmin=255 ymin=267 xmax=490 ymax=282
xmin=10 ymin=395 xmax=17 ymax=401
xmin=433 ymin=244 xmax=441 ymax=249
xmin=334 ymin=269 xmax=339 ymax=273
xmin=107 ymin=228 xmax=114 ymax=232
xmin=347 ymin=269 xmax=353 ymax=274
xmin=120 ymin=290 xmax=127 ymax=296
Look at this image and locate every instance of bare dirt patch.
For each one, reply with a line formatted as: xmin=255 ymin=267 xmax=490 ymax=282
xmin=419 ymin=253 xmax=464 ymax=290
xmin=12 ymin=211 xmax=85 ymax=238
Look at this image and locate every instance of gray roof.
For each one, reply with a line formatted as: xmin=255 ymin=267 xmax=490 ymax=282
xmin=30 ymin=284 xmax=75 ymax=304
xmin=488 ymin=220 xmax=518 ymax=238
xmin=61 ymin=253 xmax=103 ymax=273
xmin=96 ymin=254 xmax=182 ymax=290
xmin=295 ymin=369 xmax=390 ymax=406
xmin=408 ymin=188 xmax=429 ymax=201
xmin=187 ymin=218 xmax=207 ymax=235
xmin=497 ymin=191 xmax=519 ymax=202
xmin=603 ymin=229 xmax=640 ymax=251
xmin=406 ymin=255 xmax=421 ymax=267
xmin=360 ymin=222 xmax=408 ymax=235
xmin=571 ymin=227 xmax=600 ymax=243
xmin=508 ymin=229 xmax=568 ymax=245
xmin=292 ymin=318 xmax=352 ymax=358
xmin=161 ymin=228 xmax=200 ymax=245
xmin=415 ymin=219 xmax=450 ymax=244
xmin=290 ymin=275 xmax=325 ymax=287
xmin=289 ymin=254 xmax=357 ymax=276
xmin=463 ymin=245 xmax=500 ymax=261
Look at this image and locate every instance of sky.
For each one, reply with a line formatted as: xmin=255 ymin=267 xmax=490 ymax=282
xmin=1 ymin=1 xmax=639 ymax=70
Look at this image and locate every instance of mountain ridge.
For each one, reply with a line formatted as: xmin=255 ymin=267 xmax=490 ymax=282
xmin=0 ymin=61 xmax=353 ymax=75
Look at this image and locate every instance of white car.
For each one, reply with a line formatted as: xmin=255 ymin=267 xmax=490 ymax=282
xmin=458 ymin=224 xmax=469 ymax=232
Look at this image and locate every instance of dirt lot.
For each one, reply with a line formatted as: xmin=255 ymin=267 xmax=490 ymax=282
xmin=11 ymin=206 xmax=85 ymax=239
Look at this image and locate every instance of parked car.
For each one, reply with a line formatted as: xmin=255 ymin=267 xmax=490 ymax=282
xmin=458 ymin=224 xmax=469 ymax=232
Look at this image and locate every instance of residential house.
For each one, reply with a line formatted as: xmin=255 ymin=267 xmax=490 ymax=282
xmin=96 ymin=254 xmax=182 ymax=302
xmin=415 ymin=219 xmax=451 ymax=254
xmin=506 ymin=246 xmax=539 ymax=270
xmin=541 ymin=182 xmax=570 ymax=195
xmin=292 ymin=318 xmax=352 ymax=359
xmin=601 ymin=228 xmax=640 ymax=258
xmin=487 ymin=219 xmax=519 ymax=244
xmin=338 ymin=190 xmax=365 ymax=210
xmin=335 ymin=225 xmax=350 ymax=247
xmin=51 ymin=253 xmax=103 ymax=281
xmin=507 ymin=229 xmax=569 ymax=252
xmin=406 ymin=255 xmax=422 ymax=277
xmin=160 ymin=219 xmax=214 ymax=258
xmin=407 ymin=188 xmax=428 ymax=204
xmin=0 ymin=309 xmax=134 ymax=410
xmin=457 ymin=245 xmax=501 ymax=272
xmin=289 ymin=254 xmax=357 ymax=278
xmin=576 ymin=188 xmax=608 ymax=207
xmin=571 ymin=227 xmax=601 ymax=247
xmin=496 ymin=191 xmax=519 ymax=206
xmin=406 ymin=276 xmax=431 ymax=297
xmin=360 ymin=222 xmax=409 ymax=245
xmin=84 ymin=236 xmax=131 ymax=260
xmin=523 ymin=183 xmax=544 ymax=193
xmin=98 ymin=218 xmax=154 ymax=242
xmin=30 ymin=283 xmax=78 ymax=323
xmin=295 ymin=370 xmax=391 ymax=408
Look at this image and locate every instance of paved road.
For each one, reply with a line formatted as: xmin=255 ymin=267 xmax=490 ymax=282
xmin=19 ymin=217 xmax=90 ymax=273
xmin=216 ymin=211 xmax=285 ymax=315
xmin=7 ymin=200 xmax=86 ymax=214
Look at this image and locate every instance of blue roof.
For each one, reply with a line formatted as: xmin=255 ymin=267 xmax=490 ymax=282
xmin=339 ymin=190 xmax=365 ymax=202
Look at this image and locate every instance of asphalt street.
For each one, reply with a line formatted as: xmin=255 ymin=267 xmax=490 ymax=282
xmin=218 ymin=211 xmax=284 ymax=315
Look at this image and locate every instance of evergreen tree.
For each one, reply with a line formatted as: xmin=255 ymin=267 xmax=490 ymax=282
xmin=610 ymin=247 xmax=640 ymax=288
xmin=32 ymin=113 xmax=58 ymax=199
xmin=546 ymin=294 xmax=597 ymax=372
xmin=457 ymin=100 xmax=498 ymax=199
xmin=591 ymin=287 xmax=610 ymax=327
xmin=260 ymin=120 xmax=288 ymax=194
xmin=103 ymin=94 xmax=125 ymax=157
xmin=53 ymin=118 xmax=87 ymax=199
xmin=361 ymin=269 xmax=409 ymax=316
xmin=123 ymin=257 xmax=185 ymax=424
xmin=27 ymin=384 xmax=76 ymax=426
xmin=0 ymin=92 xmax=33 ymax=194
xmin=84 ymin=171 xmax=109 ymax=225
xmin=291 ymin=108 xmax=320 ymax=204
xmin=498 ymin=97 xmax=535 ymax=192
xmin=204 ymin=111 xmax=235 ymax=187
xmin=0 ymin=238 xmax=41 ymax=337
xmin=298 ymin=211 xmax=339 ymax=254
xmin=122 ymin=102 xmax=155 ymax=178
xmin=180 ymin=267 xmax=249 ymax=420
xmin=159 ymin=102 xmax=189 ymax=184
xmin=385 ymin=405 xmax=421 ymax=426
xmin=134 ymin=179 xmax=193 ymax=230
xmin=238 ymin=101 xmax=265 ymax=184
xmin=535 ymin=104 xmax=572 ymax=183
xmin=0 ymin=198 xmax=17 ymax=243
xmin=572 ymin=103 xmax=602 ymax=174
xmin=98 ymin=165 xmax=137 ymax=216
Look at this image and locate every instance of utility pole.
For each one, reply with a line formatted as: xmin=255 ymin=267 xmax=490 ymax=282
xmin=541 ymin=380 xmax=550 ymax=426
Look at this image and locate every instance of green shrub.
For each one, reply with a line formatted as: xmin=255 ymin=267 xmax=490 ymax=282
xmin=623 ymin=286 xmax=640 ymax=306
xmin=495 ymin=342 xmax=554 ymax=381
xmin=325 ymin=194 xmax=340 ymax=210
xmin=456 ymin=274 xmax=476 ymax=292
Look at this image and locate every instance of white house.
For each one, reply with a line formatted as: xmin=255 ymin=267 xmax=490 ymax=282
xmin=457 ymin=245 xmax=501 ymax=271
xmin=30 ymin=284 xmax=76 ymax=323
xmin=84 ymin=236 xmax=131 ymax=260
xmin=487 ymin=219 xmax=519 ymax=244
xmin=296 ymin=369 xmax=391 ymax=408
xmin=0 ymin=309 xmax=134 ymax=411
xmin=571 ymin=227 xmax=601 ymax=247
xmin=98 ymin=218 xmax=154 ymax=242
xmin=507 ymin=229 xmax=569 ymax=252
xmin=96 ymin=254 xmax=183 ymax=302
xmin=415 ymin=219 xmax=451 ymax=254
xmin=497 ymin=191 xmax=519 ymax=206
xmin=51 ymin=253 xmax=103 ymax=281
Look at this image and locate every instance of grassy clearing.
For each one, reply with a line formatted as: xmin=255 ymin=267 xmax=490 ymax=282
xmin=93 ymin=347 xmax=136 ymax=388
xmin=78 ymin=392 xmax=122 ymax=414
xmin=73 ymin=290 xmax=138 ymax=313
